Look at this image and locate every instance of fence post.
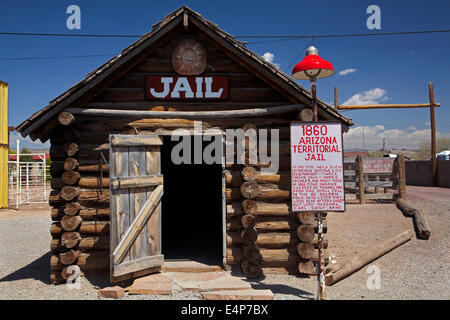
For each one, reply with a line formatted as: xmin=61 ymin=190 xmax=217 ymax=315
xmin=397 ymin=154 xmax=406 ymax=200
xmin=357 ymin=155 xmax=365 ymax=204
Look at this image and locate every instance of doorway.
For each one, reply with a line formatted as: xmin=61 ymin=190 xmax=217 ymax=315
xmin=160 ymin=135 xmax=223 ymax=265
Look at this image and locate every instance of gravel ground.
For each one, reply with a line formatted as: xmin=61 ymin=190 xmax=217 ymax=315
xmin=0 ymin=191 xmax=448 ymax=300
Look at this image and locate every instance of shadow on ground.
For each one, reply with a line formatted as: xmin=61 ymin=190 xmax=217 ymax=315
xmin=248 ymin=280 xmax=314 ymax=300
xmin=0 ymin=252 xmax=52 ymax=284
xmin=229 ymin=268 xmax=314 ymax=299
xmin=0 ymin=251 xmax=111 ymax=288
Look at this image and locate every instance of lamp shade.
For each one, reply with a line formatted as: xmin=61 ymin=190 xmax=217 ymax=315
xmin=291 ymin=46 xmax=334 ymax=80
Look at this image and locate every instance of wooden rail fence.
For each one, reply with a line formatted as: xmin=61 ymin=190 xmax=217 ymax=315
xmin=344 ymin=155 xmax=406 ymax=204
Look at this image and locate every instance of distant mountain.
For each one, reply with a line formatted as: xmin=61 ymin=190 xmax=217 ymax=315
xmin=344 ymin=147 xmax=369 ymax=152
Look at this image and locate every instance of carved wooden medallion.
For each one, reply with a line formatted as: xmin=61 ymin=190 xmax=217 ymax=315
xmin=172 ymin=39 xmax=207 ymax=75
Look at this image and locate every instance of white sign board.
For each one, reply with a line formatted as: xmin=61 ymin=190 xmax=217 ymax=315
xmin=290 ymin=122 xmax=345 ymax=212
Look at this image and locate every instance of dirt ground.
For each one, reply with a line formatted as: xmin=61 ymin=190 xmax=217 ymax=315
xmin=0 ymin=185 xmax=448 ymax=300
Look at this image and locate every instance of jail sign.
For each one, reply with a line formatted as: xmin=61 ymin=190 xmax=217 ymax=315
xmin=290 ymin=122 xmax=345 ymax=212
xmin=146 ymin=76 xmax=228 ymax=100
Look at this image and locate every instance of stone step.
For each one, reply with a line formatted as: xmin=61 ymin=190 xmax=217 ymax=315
xmin=201 ymin=289 xmax=274 ymax=300
xmin=170 ymin=272 xmax=226 ymax=282
xmin=175 ymin=275 xmax=251 ymax=292
xmin=127 ymin=273 xmax=172 ymax=295
xmin=162 ymin=260 xmax=223 ymax=273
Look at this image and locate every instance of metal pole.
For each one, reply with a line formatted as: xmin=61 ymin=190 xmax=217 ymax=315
xmin=16 ymin=139 xmax=19 ymax=209
xmin=428 ymin=82 xmax=437 ymax=186
xmin=311 ymin=78 xmax=318 ymax=122
xmin=43 ymin=155 xmax=47 ymax=201
xmin=316 ymin=212 xmax=326 ymax=300
xmin=311 ymin=77 xmax=326 ymax=300
xmin=26 ymin=162 xmax=29 ymax=203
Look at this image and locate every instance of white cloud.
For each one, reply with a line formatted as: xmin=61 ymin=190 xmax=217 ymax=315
xmin=342 ymin=88 xmax=388 ymax=105
xmin=9 ymin=132 xmax=50 ymax=149
xmin=343 ymin=125 xmax=450 ymax=150
xmin=261 ymin=52 xmax=280 ymax=68
xmin=262 ymin=52 xmax=274 ymax=63
xmin=338 ymin=68 xmax=357 ymax=76
xmin=408 ymin=126 xmax=416 ymax=131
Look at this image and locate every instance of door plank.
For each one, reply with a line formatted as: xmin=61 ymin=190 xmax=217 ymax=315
xmin=146 ymin=146 xmax=161 ymax=255
xmin=129 ymin=146 xmax=147 ymax=260
xmin=110 ymin=175 xmax=163 ymax=189
xmin=113 ymin=185 xmax=164 ymax=264
xmin=113 ymin=254 xmax=164 ymax=277
xmin=114 ymin=147 xmax=130 ymax=263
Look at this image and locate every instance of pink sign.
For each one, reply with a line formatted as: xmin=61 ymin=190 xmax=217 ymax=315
xmin=290 ymin=122 xmax=345 ymax=212
xmin=363 ymin=158 xmax=395 ymax=174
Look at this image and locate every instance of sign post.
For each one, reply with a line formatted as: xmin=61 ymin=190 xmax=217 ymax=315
xmin=290 ymin=122 xmax=345 ymax=300
xmin=291 ymin=45 xmax=337 ymax=300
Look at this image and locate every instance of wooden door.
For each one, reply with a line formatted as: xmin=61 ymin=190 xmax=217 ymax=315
xmin=109 ymin=134 xmax=164 ymax=282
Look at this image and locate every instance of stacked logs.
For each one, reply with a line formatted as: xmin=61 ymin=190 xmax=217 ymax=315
xmin=240 ymin=167 xmax=262 ymax=278
xmin=225 ymin=123 xmax=298 ymax=275
xmin=296 ymin=212 xmax=329 ymax=275
xmin=224 ymin=129 xmax=330 ymax=276
xmin=49 ymin=112 xmax=110 ymax=283
xmin=239 ymin=124 xmax=262 ymax=278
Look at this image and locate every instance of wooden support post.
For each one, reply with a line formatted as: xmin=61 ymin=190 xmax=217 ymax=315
xmin=428 ymin=82 xmax=437 ymax=187
xmin=384 ymin=176 xmax=390 ymax=193
xmin=374 ymin=175 xmax=382 ymax=194
xmin=397 ymin=154 xmax=406 ymax=200
xmin=334 ymin=87 xmax=338 ymax=109
xmin=357 ymin=155 xmax=365 ymax=204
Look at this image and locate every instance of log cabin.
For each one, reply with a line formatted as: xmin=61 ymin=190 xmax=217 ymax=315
xmin=15 ymin=6 xmax=353 ymax=283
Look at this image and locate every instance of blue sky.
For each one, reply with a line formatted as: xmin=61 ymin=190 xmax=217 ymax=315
xmin=1 ymin=0 xmax=449 ymax=150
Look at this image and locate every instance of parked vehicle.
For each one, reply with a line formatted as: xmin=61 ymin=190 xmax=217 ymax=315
xmin=436 ymin=150 xmax=450 ymax=160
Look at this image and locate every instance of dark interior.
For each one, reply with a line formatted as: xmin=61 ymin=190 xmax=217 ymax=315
xmin=161 ymin=135 xmax=223 ymax=265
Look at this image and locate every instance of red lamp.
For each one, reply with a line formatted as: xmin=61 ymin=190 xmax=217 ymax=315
xmin=291 ymin=46 xmax=334 ymax=121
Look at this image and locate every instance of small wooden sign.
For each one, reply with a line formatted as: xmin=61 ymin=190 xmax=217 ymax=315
xmin=363 ymin=158 xmax=395 ymax=174
xmin=146 ymin=76 xmax=228 ymax=100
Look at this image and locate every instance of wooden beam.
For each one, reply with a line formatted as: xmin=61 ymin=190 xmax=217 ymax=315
xmin=183 ymin=10 xmax=189 ymax=31
xmin=326 ymin=230 xmax=413 ymax=285
xmin=428 ymin=82 xmax=437 ymax=187
xmin=65 ymin=104 xmax=302 ymax=119
xmin=338 ymin=103 xmax=440 ymax=110
xmin=110 ymin=175 xmax=163 ymax=189
xmin=110 ymin=134 xmax=162 ymax=147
